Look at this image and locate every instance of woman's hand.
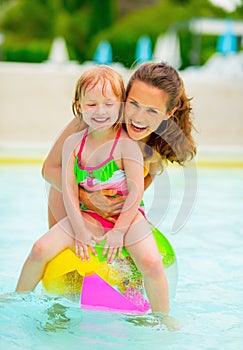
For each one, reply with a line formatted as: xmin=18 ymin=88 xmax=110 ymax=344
xmin=79 ymin=188 xmax=126 ymax=222
xmin=75 ymin=231 xmax=97 ymax=261
xmin=97 ymin=228 xmax=125 ymax=264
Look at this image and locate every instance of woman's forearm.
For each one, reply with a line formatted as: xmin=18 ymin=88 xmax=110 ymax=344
xmin=42 ymin=118 xmax=85 ymax=191
xmin=62 ymin=134 xmax=87 ymax=237
xmin=79 ymin=187 xmax=93 ymax=208
xmin=42 ymin=161 xmax=62 ymax=192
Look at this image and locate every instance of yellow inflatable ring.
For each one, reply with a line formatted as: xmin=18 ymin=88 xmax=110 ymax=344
xmin=42 ymin=226 xmax=177 ymax=312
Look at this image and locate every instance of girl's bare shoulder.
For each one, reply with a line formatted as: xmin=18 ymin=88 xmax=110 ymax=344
xmin=119 ymin=128 xmax=136 ymax=144
xmin=119 ymin=128 xmax=142 ymax=157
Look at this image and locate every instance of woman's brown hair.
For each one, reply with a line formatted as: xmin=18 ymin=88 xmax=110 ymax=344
xmin=126 ymin=62 xmax=196 ymax=165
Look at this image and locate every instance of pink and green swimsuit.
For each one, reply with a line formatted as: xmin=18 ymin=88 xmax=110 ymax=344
xmin=74 ymin=127 xmax=144 ymax=230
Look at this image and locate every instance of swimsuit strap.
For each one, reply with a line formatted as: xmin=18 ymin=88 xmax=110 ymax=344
xmin=109 ymin=127 xmax=121 ymax=158
xmin=77 ymin=128 xmax=89 ymax=163
xmin=77 ymin=127 xmax=121 ymax=165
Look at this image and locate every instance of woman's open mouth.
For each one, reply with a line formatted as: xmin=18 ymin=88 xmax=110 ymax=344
xmin=130 ymin=120 xmax=148 ymax=131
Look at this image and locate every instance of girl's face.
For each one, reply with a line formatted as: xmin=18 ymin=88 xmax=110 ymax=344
xmin=80 ymin=80 xmax=121 ymax=131
xmin=125 ymin=80 xmax=171 ymax=142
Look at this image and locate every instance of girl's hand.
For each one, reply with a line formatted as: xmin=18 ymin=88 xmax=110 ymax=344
xmin=75 ymin=231 xmax=97 ymax=261
xmin=79 ymin=188 xmax=126 ymax=222
xmin=97 ymin=229 xmax=125 ymax=264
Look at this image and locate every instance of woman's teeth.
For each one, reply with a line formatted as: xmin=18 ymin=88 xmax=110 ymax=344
xmin=131 ymin=121 xmax=147 ymax=130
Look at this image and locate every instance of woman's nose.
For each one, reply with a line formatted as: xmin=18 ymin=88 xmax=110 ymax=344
xmin=134 ymin=106 xmax=147 ymax=121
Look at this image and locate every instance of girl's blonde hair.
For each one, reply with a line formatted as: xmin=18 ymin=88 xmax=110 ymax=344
xmin=126 ymin=62 xmax=196 ymax=166
xmin=72 ymin=65 xmax=125 ymax=129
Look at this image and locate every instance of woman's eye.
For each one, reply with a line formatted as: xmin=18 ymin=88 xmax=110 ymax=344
xmin=147 ymin=108 xmax=158 ymax=115
xmin=130 ymin=101 xmax=139 ymax=108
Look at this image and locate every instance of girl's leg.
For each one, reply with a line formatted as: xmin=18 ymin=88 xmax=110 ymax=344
xmin=124 ymin=213 xmax=169 ymax=314
xmin=16 ymin=212 xmax=105 ymax=292
xmin=48 ymin=186 xmax=67 ymax=228
xmin=16 ymin=217 xmax=75 ymax=292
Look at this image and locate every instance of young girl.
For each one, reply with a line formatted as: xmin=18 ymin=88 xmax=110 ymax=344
xmin=42 ymin=62 xmax=196 ymax=228
xmin=16 ymin=65 xmax=170 ymax=315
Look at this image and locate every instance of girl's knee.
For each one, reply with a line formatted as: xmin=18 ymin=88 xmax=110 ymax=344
xmin=30 ymin=239 xmax=50 ymax=263
xmin=140 ymin=253 xmax=164 ymax=278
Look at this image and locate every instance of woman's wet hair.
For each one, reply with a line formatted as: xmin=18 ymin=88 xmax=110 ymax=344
xmin=126 ymin=62 xmax=196 ymax=165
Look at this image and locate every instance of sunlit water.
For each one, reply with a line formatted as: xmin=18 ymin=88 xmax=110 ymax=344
xmin=0 ymin=164 xmax=242 ymax=349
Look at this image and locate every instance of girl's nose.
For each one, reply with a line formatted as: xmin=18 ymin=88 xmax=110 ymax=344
xmin=97 ymin=104 xmax=106 ymax=113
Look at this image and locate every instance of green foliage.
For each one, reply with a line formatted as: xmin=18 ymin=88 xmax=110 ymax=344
xmin=88 ymin=0 xmax=117 ymax=38
xmin=0 ymin=0 xmax=242 ymax=67
xmin=0 ymin=0 xmax=53 ymax=39
xmin=0 ymin=0 xmax=117 ymax=63
xmin=2 ymin=38 xmax=51 ymax=62
xmin=57 ymin=10 xmax=92 ymax=61
xmin=89 ymin=0 xmax=243 ymax=68
xmin=88 ymin=0 xmax=191 ymax=67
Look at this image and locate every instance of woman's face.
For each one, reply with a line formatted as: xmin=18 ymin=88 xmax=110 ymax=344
xmin=124 ymin=80 xmax=170 ymax=142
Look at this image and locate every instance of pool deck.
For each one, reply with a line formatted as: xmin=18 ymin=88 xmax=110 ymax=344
xmin=1 ymin=62 xmax=243 ymax=167
xmin=1 ymin=142 xmax=242 ymax=168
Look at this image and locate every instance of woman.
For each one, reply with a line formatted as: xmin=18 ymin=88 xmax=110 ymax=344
xmin=42 ymin=61 xmax=196 ymax=228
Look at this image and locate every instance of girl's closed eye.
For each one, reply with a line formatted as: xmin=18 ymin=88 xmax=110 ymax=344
xmin=105 ymin=102 xmax=115 ymax=106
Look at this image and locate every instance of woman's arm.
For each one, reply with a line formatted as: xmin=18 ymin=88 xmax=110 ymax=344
xmin=78 ymin=156 xmax=154 ymax=221
xmin=79 ymin=187 xmax=126 ymax=223
xmin=42 ymin=118 xmax=86 ymax=192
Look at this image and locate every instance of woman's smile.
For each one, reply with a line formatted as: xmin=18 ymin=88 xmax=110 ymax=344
xmin=125 ymin=80 xmax=169 ymax=141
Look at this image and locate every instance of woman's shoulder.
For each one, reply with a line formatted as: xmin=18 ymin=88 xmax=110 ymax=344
xmin=145 ymin=150 xmax=165 ymax=176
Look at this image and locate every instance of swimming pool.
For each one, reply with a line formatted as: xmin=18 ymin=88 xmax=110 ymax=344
xmin=0 ymin=164 xmax=242 ymax=349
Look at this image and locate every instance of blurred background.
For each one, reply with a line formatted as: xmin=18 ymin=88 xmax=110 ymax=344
xmin=0 ymin=0 xmax=243 ymax=165
xmin=1 ymin=3 xmax=243 ymax=348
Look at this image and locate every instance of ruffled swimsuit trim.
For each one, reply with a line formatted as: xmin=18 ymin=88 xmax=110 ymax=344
xmin=74 ymin=127 xmax=123 ymax=184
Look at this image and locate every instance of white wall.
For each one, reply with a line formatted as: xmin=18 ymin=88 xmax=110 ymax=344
xmin=0 ymin=62 xmax=242 ymax=158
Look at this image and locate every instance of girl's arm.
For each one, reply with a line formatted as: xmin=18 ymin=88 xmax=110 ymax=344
xmin=101 ymin=136 xmax=144 ymax=260
xmin=42 ymin=117 xmax=124 ymax=220
xmin=62 ymin=133 xmax=97 ymax=260
xmin=115 ymin=138 xmax=144 ymax=232
xmin=42 ymin=118 xmax=86 ymax=191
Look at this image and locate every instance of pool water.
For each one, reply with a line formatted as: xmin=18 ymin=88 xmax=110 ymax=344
xmin=0 ymin=164 xmax=242 ymax=349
